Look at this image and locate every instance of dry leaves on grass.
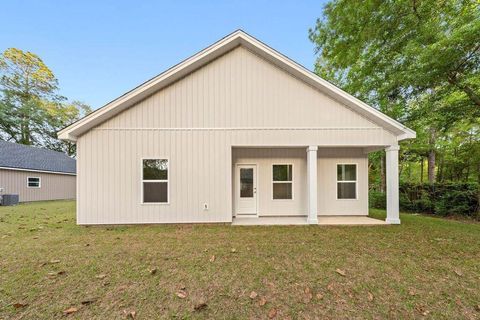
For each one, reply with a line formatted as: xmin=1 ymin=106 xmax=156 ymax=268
xmin=454 ymin=269 xmax=463 ymax=277
xmin=176 ymin=289 xmax=188 ymax=299
xmin=148 ymin=267 xmax=158 ymax=275
xmin=193 ymin=301 xmax=207 ymax=311
xmin=123 ymin=310 xmax=136 ymax=319
xmin=335 ymin=268 xmax=346 ymax=276
xmin=12 ymin=302 xmax=28 ymax=309
xmin=81 ymin=297 xmax=97 ymax=305
xmin=268 ymin=308 xmax=277 ymax=319
xmin=231 ymin=248 xmax=237 ymax=253
xmin=367 ymin=292 xmax=374 ymax=302
xmin=304 ymin=287 xmax=313 ymax=303
xmin=63 ymin=307 xmax=78 ymax=315
xmin=258 ymin=297 xmax=267 ymax=306
xmin=249 ymin=291 xmax=258 ymax=299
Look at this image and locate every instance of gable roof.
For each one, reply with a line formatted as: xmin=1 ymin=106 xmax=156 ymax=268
xmin=0 ymin=140 xmax=76 ymax=175
xmin=58 ymin=30 xmax=415 ymax=142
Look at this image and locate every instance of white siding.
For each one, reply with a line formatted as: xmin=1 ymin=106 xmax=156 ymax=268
xmin=76 ymin=46 xmax=393 ymax=224
xmin=317 ymin=148 xmax=369 ymax=216
xmin=0 ymin=169 xmax=76 ymax=202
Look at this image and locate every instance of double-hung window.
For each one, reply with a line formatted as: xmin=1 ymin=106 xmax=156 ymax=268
xmin=337 ymin=164 xmax=357 ymax=199
xmin=272 ymin=164 xmax=293 ymax=200
xmin=142 ymin=159 xmax=168 ymax=203
xmin=27 ymin=177 xmax=41 ymax=188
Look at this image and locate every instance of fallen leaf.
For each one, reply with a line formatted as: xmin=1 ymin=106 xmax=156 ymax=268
xmin=368 ymin=292 xmax=374 ymax=302
xmin=304 ymin=287 xmax=313 ymax=302
xmin=148 ymin=267 xmax=158 ymax=275
xmin=12 ymin=302 xmax=28 ymax=308
xmin=95 ymin=274 xmax=107 ymax=279
xmin=50 ymin=259 xmax=61 ymax=264
xmin=454 ymin=269 xmax=463 ymax=277
xmin=258 ymin=297 xmax=267 ymax=306
xmin=123 ymin=310 xmax=136 ymax=319
xmin=63 ymin=307 xmax=78 ymax=315
xmin=81 ymin=297 xmax=97 ymax=305
xmin=268 ymin=308 xmax=277 ymax=319
xmin=231 ymin=248 xmax=237 ymax=253
xmin=249 ymin=291 xmax=258 ymax=299
xmin=335 ymin=269 xmax=346 ymax=276
xmin=176 ymin=289 xmax=187 ymax=299
xmin=209 ymin=255 xmax=216 ymax=262
xmin=193 ymin=301 xmax=207 ymax=311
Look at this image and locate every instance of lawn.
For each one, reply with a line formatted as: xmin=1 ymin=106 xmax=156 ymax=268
xmin=0 ymin=201 xmax=479 ymax=319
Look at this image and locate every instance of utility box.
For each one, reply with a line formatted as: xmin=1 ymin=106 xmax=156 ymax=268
xmin=1 ymin=194 xmax=19 ymax=206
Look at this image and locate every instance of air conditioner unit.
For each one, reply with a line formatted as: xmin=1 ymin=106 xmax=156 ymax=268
xmin=1 ymin=194 xmax=19 ymax=206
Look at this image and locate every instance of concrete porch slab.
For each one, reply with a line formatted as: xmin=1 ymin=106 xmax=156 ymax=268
xmin=232 ymin=216 xmax=386 ymax=226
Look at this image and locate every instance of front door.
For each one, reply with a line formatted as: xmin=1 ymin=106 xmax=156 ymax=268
xmin=236 ymin=165 xmax=257 ymax=216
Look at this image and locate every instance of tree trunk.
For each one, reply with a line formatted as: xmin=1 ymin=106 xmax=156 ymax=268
xmin=380 ymin=153 xmax=386 ymax=193
xmin=428 ymin=128 xmax=436 ymax=183
xmin=420 ymin=158 xmax=424 ymax=183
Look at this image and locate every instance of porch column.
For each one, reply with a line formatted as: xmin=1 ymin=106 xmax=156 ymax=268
xmin=385 ymin=145 xmax=400 ymax=224
xmin=307 ymin=146 xmax=318 ymax=224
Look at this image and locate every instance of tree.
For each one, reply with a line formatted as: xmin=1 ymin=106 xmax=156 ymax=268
xmin=309 ymin=0 xmax=480 ymax=184
xmin=0 ymin=48 xmax=91 ymax=155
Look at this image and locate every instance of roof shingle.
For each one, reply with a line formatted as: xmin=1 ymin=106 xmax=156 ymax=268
xmin=0 ymin=140 xmax=76 ymax=174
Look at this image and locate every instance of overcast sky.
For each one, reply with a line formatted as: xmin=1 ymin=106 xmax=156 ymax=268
xmin=1 ymin=0 xmax=328 ymax=109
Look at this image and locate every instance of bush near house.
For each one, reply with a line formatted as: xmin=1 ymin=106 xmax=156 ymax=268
xmin=370 ymin=183 xmax=480 ymax=219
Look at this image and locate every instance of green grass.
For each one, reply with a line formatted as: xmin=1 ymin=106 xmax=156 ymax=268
xmin=1 ymin=201 xmax=479 ymax=319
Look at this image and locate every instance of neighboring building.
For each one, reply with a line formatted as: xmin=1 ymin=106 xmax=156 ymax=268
xmin=59 ymin=30 xmax=415 ymax=225
xmin=0 ymin=141 xmax=76 ymax=202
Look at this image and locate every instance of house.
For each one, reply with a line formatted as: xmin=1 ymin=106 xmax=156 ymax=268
xmin=0 ymin=140 xmax=76 ymax=202
xmin=58 ymin=30 xmax=415 ymax=225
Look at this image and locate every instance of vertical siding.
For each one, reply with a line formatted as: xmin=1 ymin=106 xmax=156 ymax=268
xmin=233 ymin=148 xmax=307 ymax=216
xmin=0 ymin=169 xmax=76 ymax=202
xmin=317 ymin=148 xmax=369 ymax=215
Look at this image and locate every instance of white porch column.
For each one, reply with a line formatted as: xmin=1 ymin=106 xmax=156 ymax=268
xmin=385 ymin=145 xmax=400 ymax=224
xmin=307 ymin=146 xmax=318 ymax=224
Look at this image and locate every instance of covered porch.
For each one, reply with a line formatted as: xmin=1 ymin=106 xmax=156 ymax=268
xmin=231 ymin=145 xmax=400 ymax=225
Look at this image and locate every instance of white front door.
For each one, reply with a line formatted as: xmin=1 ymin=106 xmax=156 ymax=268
xmin=236 ymin=165 xmax=257 ymax=216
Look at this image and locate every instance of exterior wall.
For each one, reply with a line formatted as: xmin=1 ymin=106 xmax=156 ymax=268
xmin=233 ymin=148 xmax=307 ymax=216
xmin=232 ymin=148 xmax=368 ymax=217
xmin=317 ymin=148 xmax=369 ymax=216
xmin=0 ymin=169 xmax=76 ymax=202
xmin=76 ymin=46 xmax=394 ymax=224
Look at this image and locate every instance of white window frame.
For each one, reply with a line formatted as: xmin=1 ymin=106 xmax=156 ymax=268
xmin=141 ymin=158 xmax=169 ymax=205
xmin=27 ymin=176 xmax=41 ymax=188
xmin=336 ymin=163 xmax=358 ymax=200
xmin=272 ymin=163 xmax=294 ymax=200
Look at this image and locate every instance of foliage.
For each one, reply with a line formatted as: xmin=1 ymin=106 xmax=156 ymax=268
xmin=0 ymin=48 xmax=91 ymax=155
xmin=370 ymin=182 xmax=480 ymax=218
xmin=310 ymin=0 xmax=480 ymax=185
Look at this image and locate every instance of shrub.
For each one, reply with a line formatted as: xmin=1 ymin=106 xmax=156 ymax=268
xmin=370 ymin=182 xmax=479 ymax=218
xmin=369 ymin=190 xmax=386 ymax=209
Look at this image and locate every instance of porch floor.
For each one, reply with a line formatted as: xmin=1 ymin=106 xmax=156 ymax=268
xmin=232 ymin=216 xmax=387 ymax=226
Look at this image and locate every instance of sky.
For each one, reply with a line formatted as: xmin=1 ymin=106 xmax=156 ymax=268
xmin=0 ymin=1 xmax=327 ymax=110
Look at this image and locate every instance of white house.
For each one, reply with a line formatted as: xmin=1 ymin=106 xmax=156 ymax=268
xmin=59 ymin=30 xmax=415 ymax=225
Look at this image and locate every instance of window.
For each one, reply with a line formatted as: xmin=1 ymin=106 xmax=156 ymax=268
xmin=142 ymin=159 xmax=168 ymax=203
xmin=337 ymin=164 xmax=357 ymax=199
xmin=272 ymin=164 xmax=293 ymax=199
xmin=27 ymin=177 xmax=41 ymax=188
